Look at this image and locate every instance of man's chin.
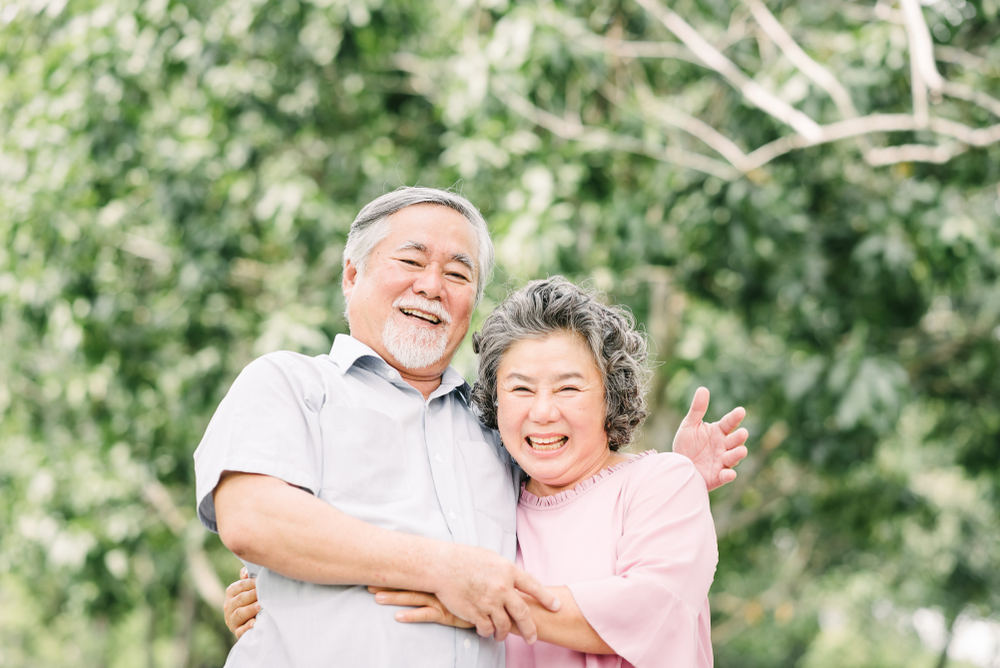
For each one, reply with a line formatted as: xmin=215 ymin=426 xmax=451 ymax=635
xmin=382 ymin=325 xmax=450 ymax=371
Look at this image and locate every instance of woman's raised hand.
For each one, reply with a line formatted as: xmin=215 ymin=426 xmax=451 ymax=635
xmin=672 ymin=387 xmax=749 ymax=491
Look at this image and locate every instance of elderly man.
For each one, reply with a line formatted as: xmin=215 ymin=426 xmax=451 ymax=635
xmin=195 ymin=187 xmax=747 ymax=667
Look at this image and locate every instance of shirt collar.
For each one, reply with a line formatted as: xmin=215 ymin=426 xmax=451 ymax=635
xmin=328 ymin=334 xmax=472 ymax=400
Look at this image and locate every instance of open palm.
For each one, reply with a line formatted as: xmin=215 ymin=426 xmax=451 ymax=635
xmin=672 ymin=387 xmax=749 ymax=491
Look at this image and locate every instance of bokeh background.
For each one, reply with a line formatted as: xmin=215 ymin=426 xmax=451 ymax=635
xmin=2 ymin=0 xmax=999 ymax=666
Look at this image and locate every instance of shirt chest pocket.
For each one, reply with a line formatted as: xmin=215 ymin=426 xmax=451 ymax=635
xmin=319 ymin=406 xmax=415 ymax=504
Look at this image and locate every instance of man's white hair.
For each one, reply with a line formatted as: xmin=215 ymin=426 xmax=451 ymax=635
xmin=343 ymin=187 xmax=495 ymax=306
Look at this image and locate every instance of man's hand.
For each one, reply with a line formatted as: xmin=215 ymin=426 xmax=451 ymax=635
xmin=672 ymin=387 xmax=749 ymax=491
xmin=224 ymin=567 xmax=260 ymax=639
xmin=427 ymin=543 xmax=560 ymax=644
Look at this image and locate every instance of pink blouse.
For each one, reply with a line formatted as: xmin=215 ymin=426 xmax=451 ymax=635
xmin=505 ymin=451 xmax=717 ymax=668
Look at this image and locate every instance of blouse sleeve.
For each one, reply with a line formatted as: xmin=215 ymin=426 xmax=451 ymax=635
xmin=566 ymin=454 xmax=718 ymax=668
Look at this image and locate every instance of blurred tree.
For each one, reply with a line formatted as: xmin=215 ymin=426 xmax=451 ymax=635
xmin=1 ymin=0 xmax=998 ymax=666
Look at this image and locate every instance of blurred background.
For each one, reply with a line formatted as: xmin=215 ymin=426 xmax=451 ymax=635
xmin=2 ymin=0 xmax=999 ymax=665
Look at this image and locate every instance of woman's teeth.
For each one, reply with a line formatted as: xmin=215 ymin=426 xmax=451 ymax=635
xmin=527 ymin=436 xmax=566 ymax=451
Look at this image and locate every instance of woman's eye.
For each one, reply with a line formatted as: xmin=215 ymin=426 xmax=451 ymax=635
xmin=558 ymin=386 xmax=580 ymax=393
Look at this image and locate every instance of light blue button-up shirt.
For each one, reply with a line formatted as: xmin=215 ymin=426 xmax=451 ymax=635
xmin=194 ymin=334 xmax=517 ymax=667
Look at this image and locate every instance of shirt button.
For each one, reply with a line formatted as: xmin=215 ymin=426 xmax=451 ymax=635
xmin=464 ymin=638 xmax=472 ymax=649
xmin=449 ymin=510 xmax=458 ymax=520
xmin=434 ymin=453 xmax=444 ymax=463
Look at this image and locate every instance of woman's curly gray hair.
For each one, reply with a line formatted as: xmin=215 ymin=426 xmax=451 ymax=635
xmin=471 ymin=277 xmax=651 ymax=451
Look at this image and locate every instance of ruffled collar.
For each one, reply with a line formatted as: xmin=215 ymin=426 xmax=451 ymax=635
xmin=518 ymin=450 xmax=657 ymax=508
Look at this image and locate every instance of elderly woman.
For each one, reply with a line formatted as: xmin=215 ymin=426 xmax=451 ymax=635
xmin=226 ymin=277 xmax=742 ymax=667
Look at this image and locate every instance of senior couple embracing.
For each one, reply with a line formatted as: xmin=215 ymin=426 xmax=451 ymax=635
xmin=194 ymin=187 xmax=749 ymax=667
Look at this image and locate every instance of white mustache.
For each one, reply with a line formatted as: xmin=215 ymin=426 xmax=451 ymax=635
xmin=392 ymin=296 xmax=452 ymax=325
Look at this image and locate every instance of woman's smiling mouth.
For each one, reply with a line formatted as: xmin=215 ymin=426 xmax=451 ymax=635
xmin=527 ymin=435 xmax=567 ymax=451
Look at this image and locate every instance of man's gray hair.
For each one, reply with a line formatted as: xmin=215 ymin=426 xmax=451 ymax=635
xmin=343 ymin=187 xmax=495 ymax=305
xmin=471 ymin=277 xmax=651 ymax=451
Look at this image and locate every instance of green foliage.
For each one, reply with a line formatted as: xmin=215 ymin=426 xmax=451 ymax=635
xmin=2 ymin=0 xmax=999 ymax=666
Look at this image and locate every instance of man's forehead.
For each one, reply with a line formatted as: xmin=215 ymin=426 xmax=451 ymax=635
xmin=384 ymin=205 xmax=477 ymax=245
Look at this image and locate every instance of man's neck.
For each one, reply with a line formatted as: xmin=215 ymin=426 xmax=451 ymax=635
xmin=399 ymin=370 xmax=445 ymax=400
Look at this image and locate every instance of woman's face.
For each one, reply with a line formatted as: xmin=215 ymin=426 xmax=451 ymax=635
xmin=496 ymin=330 xmax=617 ymax=496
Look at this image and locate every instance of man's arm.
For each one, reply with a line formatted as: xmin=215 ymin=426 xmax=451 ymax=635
xmin=214 ymin=472 xmax=559 ymax=642
xmin=376 ymin=585 xmax=615 ymax=654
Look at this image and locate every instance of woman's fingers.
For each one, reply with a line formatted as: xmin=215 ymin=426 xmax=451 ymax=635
xmin=224 ymin=578 xmax=259 ymax=634
xmin=395 ymin=606 xmax=454 ymax=624
xmin=234 ymin=618 xmax=255 ymax=639
xmin=716 ymin=406 xmax=747 ymax=434
xmin=374 ymin=590 xmax=437 ymax=607
xmin=722 ymin=444 xmax=748 ymax=468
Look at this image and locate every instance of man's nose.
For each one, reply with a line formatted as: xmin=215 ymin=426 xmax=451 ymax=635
xmin=412 ymin=267 xmax=445 ymax=299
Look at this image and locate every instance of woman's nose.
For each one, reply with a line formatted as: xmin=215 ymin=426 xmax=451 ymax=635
xmin=528 ymin=392 xmax=559 ymax=423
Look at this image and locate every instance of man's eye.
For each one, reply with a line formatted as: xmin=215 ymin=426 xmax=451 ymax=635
xmin=448 ymin=272 xmax=470 ymax=281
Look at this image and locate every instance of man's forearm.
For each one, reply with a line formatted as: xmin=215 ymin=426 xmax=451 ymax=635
xmin=214 ymin=472 xmax=449 ymax=592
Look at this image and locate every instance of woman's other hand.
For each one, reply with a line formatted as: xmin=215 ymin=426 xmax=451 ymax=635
xmin=672 ymin=387 xmax=749 ymax=491
xmin=224 ymin=567 xmax=260 ymax=638
xmin=369 ymin=587 xmax=475 ymax=629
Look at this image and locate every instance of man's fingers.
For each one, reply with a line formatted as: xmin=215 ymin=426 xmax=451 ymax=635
xmin=239 ymin=566 xmax=249 ymax=580
xmin=504 ymin=594 xmax=537 ymax=644
xmin=680 ymin=387 xmax=710 ymax=427
xmin=490 ymin=610 xmax=513 ymax=642
xmin=716 ymin=406 xmax=746 ymax=434
xmin=513 ymin=571 xmax=561 ymax=612
xmin=475 ymin=618 xmax=496 ymax=637
xmin=234 ymin=618 xmax=254 ymax=639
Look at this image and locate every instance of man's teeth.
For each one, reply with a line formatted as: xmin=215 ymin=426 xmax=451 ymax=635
xmin=527 ymin=436 xmax=566 ymax=451
xmin=400 ymin=308 xmax=441 ymax=324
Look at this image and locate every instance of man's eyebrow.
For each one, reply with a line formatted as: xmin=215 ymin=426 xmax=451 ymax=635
xmin=450 ymin=252 xmax=476 ymax=275
xmin=394 ymin=242 xmax=476 ymax=276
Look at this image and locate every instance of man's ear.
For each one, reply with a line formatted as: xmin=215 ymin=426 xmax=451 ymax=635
xmin=342 ymin=259 xmax=359 ymax=299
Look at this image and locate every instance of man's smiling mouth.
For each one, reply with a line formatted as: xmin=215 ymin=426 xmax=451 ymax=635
xmin=400 ymin=308 xmax=442 ymax=325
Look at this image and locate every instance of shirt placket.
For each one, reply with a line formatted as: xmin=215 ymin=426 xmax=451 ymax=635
xmin=423 ymin=395 xmax=483 ymax=668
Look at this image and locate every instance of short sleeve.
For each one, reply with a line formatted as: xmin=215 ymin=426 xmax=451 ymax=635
xmin=566 ymin=455 xmax=718 ymax=668
xmin=193 ymin=352 xmax=326 ymax=532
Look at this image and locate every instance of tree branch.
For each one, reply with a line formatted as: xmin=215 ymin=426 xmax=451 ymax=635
xmin=633 ymin=0 xmax=824 ymax=141
xmin=490 ymin=77 xmax=740 ymax=179
xmin=537 ymin=5 xmax=700 ymax=65
xmin=900 ymin=0 xmax=944 ymax=96
xmin=145 ymin=478 xmax=226 ymax=609
xmin=941 ymin=80 xmax=1000 ymax=119
xmin=866 ymin=142 xmax=967 ymax=166
xmin=742 ymin=0 xmax=858 ymax=119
